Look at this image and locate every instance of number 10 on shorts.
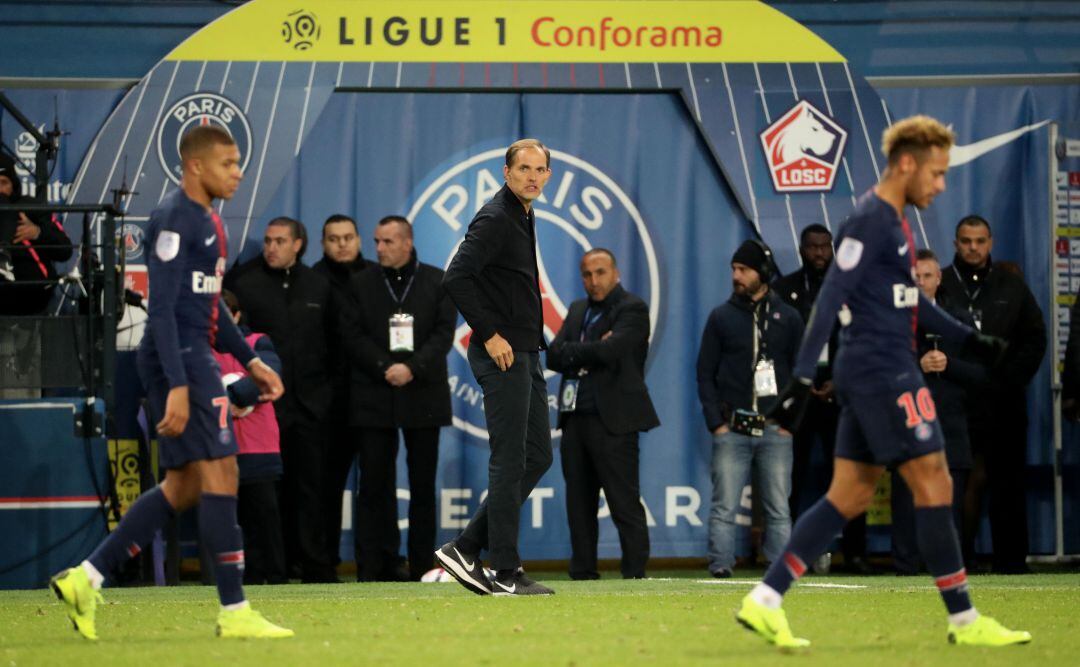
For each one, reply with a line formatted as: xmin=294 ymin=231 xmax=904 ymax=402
xmin=896 ymin=388 xmax=936 ymax=428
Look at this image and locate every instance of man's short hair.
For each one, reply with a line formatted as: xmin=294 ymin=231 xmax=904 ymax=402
xmin=582 ymin=247 xmax=617 ymax=268
xmin=881 ymin=115 xmax=955 ymax=165
xmin=505 ymin=139 xmax=551 ymax=168
xmin=377 ymin=214 xmax=413 ymax=240
xmin=915 ymin=248 xmax=938 ymax=263
xmin=799 ymin=223 xmax=832 ymax=245
xmin=322 ymin=214 xmax=357 ymax=236
xmin=955 ymin=214 xmax=992 ymax=238
xmin=179 ymin=126 xmax=235 ymax=160
xmin=267 ymin=216 xmax=308 ymax=258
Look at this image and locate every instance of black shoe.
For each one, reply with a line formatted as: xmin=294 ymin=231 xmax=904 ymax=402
xmin=491 ymin=568 xmax=554 ymax=596
xmin=435 ymin=542 xmax=491 ymax=595
xmin=835 ymin=556 xmax=877 ymax=575
xmin=0 ymin=252 xmax=13 ymax=282
xmin=710 ymin=568 xmax=732 ymax=579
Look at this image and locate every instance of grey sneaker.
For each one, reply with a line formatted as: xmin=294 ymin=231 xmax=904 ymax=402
xmin=492 ymin=568 xmax=554 ymax=596
xmin=434 ymin=542 xmax=491 ymax=596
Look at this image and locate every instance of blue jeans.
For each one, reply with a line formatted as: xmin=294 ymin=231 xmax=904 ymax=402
xmin=708 ymin=424 xmax=793 ymax=572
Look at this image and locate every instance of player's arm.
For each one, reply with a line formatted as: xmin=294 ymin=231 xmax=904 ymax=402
xmin=227 ymin=336 xmax=282 ymax=408
xmin=145 ymin=210 xmax=190 ymax=437
xmin=791 ymin=220 xmax=875 ymax=381
xmin=917 ymin=292 xmax=974 ymax=342
xmin=549 ymin=300 xmax=649 ymax=369
xmin=695 ymin=309 xmax=729 ymax=433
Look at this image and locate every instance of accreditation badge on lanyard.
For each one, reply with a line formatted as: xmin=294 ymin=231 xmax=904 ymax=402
xmin=389 ymin=313 xmax=415 ymax=352
xmin=385 ymin=262 xmax=418 ymax=352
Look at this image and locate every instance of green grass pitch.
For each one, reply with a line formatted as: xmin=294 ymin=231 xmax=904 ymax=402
xmin=3 ymin=572 xmax=1078 ymax=666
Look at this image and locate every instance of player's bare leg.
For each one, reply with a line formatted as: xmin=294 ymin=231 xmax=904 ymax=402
xmin=897 ymin=452 xmax=1030 ymax=646
xmin=737 ymin=458 xmax=881 ymax=649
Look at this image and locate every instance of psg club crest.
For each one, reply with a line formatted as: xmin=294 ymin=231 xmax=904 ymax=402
xmin=157 ymin=92 xmax=253 ymax=185
xmin=407 ymin=147 xmax=661 ymax=442
xmin=759 ymin=99 xmax=847 ymax=193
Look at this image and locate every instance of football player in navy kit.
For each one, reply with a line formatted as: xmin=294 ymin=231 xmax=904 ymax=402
xmin=50 ymin=126 xmax=293 ymax=640
xmin=735 ymin=116 xmax=1031 ymax=649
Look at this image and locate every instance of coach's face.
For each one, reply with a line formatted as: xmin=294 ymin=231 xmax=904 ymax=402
xmin=503 ymin=147 xmax=551 ymax=210
xmin=906 ymin=145 xmax=949 ymax=210
xmin=915 ymin=258 xmax=942 ymax=299
xmin=197 ymin=143 xmax=243 ymax=201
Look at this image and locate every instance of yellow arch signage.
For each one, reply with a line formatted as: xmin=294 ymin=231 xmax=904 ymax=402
xmin=166 ymin=0 xmax=844 ymax=63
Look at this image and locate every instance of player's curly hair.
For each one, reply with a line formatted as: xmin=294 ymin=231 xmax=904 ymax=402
xmin=881 ymin=115 xmax=954 ymax=165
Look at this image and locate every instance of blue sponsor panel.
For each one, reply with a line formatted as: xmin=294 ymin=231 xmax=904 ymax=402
xmin=0 ymin=400 xmax=109 ymax=589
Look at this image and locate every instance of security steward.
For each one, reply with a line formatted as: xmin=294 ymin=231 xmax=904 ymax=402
xmin=342 ymin=215 xmax=455 ymax=581
xmin=312 ymin=213 xmax=374 ymax=570
xmin=224 ymin=216 xmax=340 ymax=583
xmin=547 ymin=248 xmax=659 ymax=580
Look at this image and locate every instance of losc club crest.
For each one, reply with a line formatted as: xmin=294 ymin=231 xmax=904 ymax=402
xmin=759 ymin=99 xmax=848 ymax=193
xmin=157 ymin=93 xmax=252 ymax=185
xmin=407 ymin=148 xmax=660 ymax=442
xmin=282 ymin=9 xmax=322 ymax=50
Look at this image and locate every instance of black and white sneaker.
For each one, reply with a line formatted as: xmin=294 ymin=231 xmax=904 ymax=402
xmin=0 ymin=251 xmax=13 ymax=282
xmin=434 ymin=542 xmax=491 ymax=595
xmin=491 ymin=568 xmax=555 ymax=596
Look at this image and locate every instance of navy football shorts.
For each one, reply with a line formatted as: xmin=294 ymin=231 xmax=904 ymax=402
xmin=137 ymin=349 xmax=237 ymax=470
xmin=834 ymin=376 xmax=945 ymax=466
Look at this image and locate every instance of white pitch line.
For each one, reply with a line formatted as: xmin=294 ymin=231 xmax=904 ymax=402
xmin=294 ymin=61 xmax=317 ymax=156
xmin=754 ymin=63 xmax=799 ymax=255
xmin=696 ymin=579 xmax=867 ymax=589
xmin=239 ymin=61 xmax=287 ymax=256
xmin=721 ymin=63 xmax=760 ymax=231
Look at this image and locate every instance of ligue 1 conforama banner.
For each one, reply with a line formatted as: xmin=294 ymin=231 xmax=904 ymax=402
xmin=26 ymin=0 xmax=1060 ymax=560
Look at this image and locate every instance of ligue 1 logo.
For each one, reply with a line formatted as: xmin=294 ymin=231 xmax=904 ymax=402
xmin=407 ymin=147 xmax=661 ymax=441
xmin=281 ymin=9 xmax=322 ymax=50
xmin=759 ymin=99 xmax=847 ymax=193
xmin=157 ymin=92 xmax=253 ymax=186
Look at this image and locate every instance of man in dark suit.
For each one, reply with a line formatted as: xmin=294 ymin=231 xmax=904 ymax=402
xmin=547 ymin=248 xmax=659 ymax=580
xmin=343 ymin=215 xmax=455 ymax=581
xmin=223 ymin=216 xmax=339 ymax=583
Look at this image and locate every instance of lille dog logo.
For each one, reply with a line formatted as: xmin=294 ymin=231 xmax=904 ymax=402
xmin=407 ymin=147 xmax=661 ymax=442
xmin=282 ymin=9 xmax=322 ymax=50
xmin=759 ymin=99 xmax=848 ymax=193
xmin=157 ymin=92 xmax=252 ymax=186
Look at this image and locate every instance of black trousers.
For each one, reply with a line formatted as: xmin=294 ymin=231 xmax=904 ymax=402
xmin=889 ymin=468 xmax=968 ymax=574
xmin=324 ymin=411 xmax=361 ymax=567
xmin=560 ymin=413 xmax=649 ymax=579
xmin=237 ymin=478 xmax=287 ymax=585
xmin=278 ymin=419 xmax=334 ymax=581
xmin=966 ymin=423 xmax=1030 ymax=572
xmin=790 ymin=398 xmax=867 ymax=559
xmin=356 ymin=426 xmax=440 ymax=581
xmin=456 ymin=348 xmax=553 ymax=571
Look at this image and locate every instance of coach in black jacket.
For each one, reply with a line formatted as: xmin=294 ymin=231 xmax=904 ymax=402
xmin=437 ymin=139 xmax=555 ymax=596
xmin=547 ymin=249 xmax=659 ymax=579
xmin=939 ymin=216 xmax=1046 ymax=573
xmin=223 ymin=216 xmax=338 ymax=583
xmin=343 ymin=216 xmax=455 ymax=581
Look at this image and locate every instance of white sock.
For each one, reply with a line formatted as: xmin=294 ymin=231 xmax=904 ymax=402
xmin=80 ymin=561 xmax=104 ymax=590
xmin=948 ymin=607 xmax=979 ymax=627
xmin=749 ymin=583 xmax=783 ymax=610
xmin=222 ymin=600 xmax=250 ymax=612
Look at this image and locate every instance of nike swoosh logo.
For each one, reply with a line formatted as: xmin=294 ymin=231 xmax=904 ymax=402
xmin=204 ymin=235 xmax=216 ymax=246
xmin=493 ymin=581 xmax=516 ymax=594
xmin=949 ymin=121 xmax=1050 ymax=167
xmin=898 ymin=243 xmax=909 ymax=256
xmin=453 ymin=547 xmax=474 ymax=570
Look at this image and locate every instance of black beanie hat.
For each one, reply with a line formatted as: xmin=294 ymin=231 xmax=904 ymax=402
xmin=731 ymin=239 xmax=772 ymax=279
xmin=0 ymin=154 xmax=21 ymax=200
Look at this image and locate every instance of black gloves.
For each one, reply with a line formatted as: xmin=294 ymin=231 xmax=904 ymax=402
xmin=766 ymin=377 xmax=813 ymax=432
xmin=963 ymin=331 xmax=1008 ymax=367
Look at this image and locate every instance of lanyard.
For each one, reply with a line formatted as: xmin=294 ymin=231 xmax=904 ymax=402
xmin=951 ymin=264 xmax=990 ymax=310
xmin=752 ymin=299 xmax=770 ymax=361
xmin=383 ymin=261 xmax=418 ymax=312
xmin=580 ymin=306 xmax=604 ymax=341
